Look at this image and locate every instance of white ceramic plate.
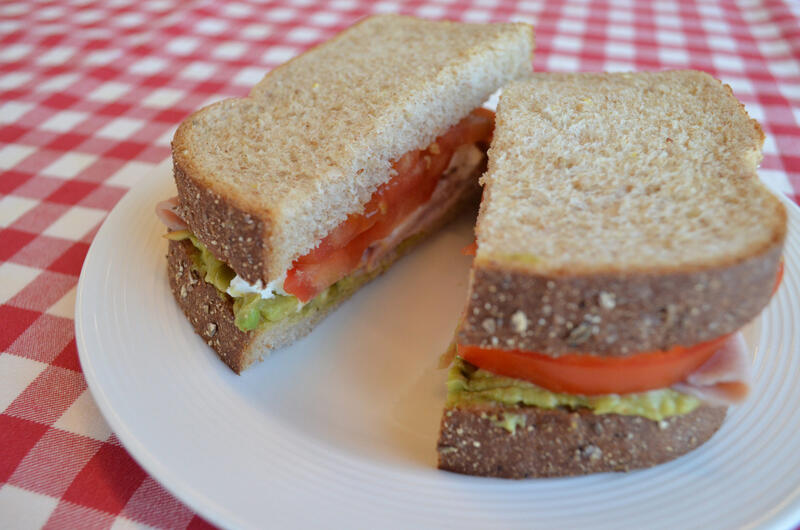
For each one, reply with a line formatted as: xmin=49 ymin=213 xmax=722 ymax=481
xmin=76 ymin=161 xmax=800 ymax=529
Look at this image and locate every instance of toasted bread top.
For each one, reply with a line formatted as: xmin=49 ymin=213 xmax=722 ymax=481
xmin=476 ymin=71 xmax=786 ymax=275
xmin=172 ymin=15 xmax=534 ymax=283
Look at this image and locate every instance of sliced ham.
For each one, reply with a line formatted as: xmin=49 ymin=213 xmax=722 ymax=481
xmin=155 ymin=196 xmax=188 ymax=231
xmin=672 ymin=333 xmax=752 ymax=406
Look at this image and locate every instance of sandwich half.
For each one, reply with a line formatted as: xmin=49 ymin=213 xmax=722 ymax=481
xmin=156 ymin=15 xmax=534 ymax=373
xmin=438 ymin=71 xmax=787 ymax=478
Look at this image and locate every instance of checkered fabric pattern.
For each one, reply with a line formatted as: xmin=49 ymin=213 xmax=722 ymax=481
xmin=1 ymin=0 xmax=798 ymax=527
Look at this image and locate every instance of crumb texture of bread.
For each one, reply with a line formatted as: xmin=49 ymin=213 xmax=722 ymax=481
xmin=477 ymin=71 xmax=785 ymax=273
xmin=172 ymin=15 xmax=534 ymax=284
xmin=461 ymin=71 xmax=786 ymax=355
xmin=437 ymin=403 xmax=726 ymax=478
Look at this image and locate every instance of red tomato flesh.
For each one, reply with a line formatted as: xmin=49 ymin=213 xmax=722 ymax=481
xmin=284 ymin=108 xmax=494 ymax=302
xmin=457 ymin=333 xmax=731 ymax=396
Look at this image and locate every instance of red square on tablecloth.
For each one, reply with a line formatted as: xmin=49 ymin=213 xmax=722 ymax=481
xmin=62 ymin=443 xmax=148 ymax=515
xmin=0 ymin=415 xmax=49 ymax=483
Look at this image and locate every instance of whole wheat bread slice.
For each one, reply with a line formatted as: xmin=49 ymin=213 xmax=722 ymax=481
xmin=172 ymin=15 xmax=533 ymax=285
xmin=459 ymin=71 xmax=786 ymax=356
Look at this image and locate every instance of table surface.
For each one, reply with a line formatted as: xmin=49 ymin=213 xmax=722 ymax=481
xmin=1 ymin=0 xmax=799 ymax=528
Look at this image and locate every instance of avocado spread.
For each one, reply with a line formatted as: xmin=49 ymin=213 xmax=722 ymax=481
xmin=166 ymin=230 xmax=392 ymax=332
xmin=447 ymin=356 xmax=701 ymax=424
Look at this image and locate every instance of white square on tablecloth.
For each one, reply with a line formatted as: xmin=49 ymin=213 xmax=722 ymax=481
xmin=266 ymin=7 xmax=296 ymax=22
xmin=415 ymin=5 xmax=445 ymax=18
xmin=552 ymin=35 xmax=582 ymax=52
xmin=0 ymin=144 xmax=36 ymax=169
xmin=659 ymin=47 xmax=689 ymax=65
xmin=557 ymin=17 xmax=585 ymax=34
xmin=725 ymin=77 xmax=755 ymax=96
xmin=712 ymin=54 xmax=745 ymax=73
xmin=41 ymin=153 xmax=98 ymax=179
xmin=179 ymin=61 xmax=217 ymax=80
xmin=196 ymin=18 xmax=228 ymax=35
xmin=0 ymin=101 xmax=36 ymax=123
xmin=142 ymin=88 xmax=185 ymax=109
xmin=778 ymin=83 xmax=800 ymax=100
xmin=106 ymin=161 xmax=157 ymax=188
xmin=234 ymin=67 xmax=266 ymax=87
xmin=768 ymin=59 xmax=800 ymax=77
xmin=72 ymin=8 xmax=104 ymax=24
xmin=604 ymin=61 xmax=635 ymax=72
xmin=0 ymin=485 xmax=58 ymax=530
xmin=46 ymin=286 xmax=77 ymax=319
xmin=654 ymin=14 xmax=681 ymax=28
xmin=656 ymin=29 xmax=685 ymax=46
xmin=166 ymin=36 xmax=200 ymax=56
xmin=463 ymin=9 xmax=491 ymax=23
xmin=83 ymin=48 xmax=122 ymax=66
xmin=53 ymin=390 xmax=113 ymax=442
xmin=87 ymin=81 xmax=130 ymax=102
xmin=707 ymin=34 xmax=737 ymax=52
xmin=35 ymin=74 xmax=80 ymax=93
xmin=112 ymin=12 xmax=144 ymax=28
xmin=0 ymin=44 xmax=32 ymax=63
xmin=129 ymin=57 xmax=167 ymax=75
xmin=212 ymin=42 xmax=248 ymax=60
xmin=0 ymin=262 xmax=41 ymax=304
xmin=757 ymin=39 xmax=791 ymax=57
xmin=605 ymin=41 xmax=635 ymax=58
xmin=95 ymin=117 xmax=145 ymax=139
xmin=42 ymin=207 xmax=106 ymax=241
xmin=701 ymin=18 xmax=730 ymax=34
xmin=36 ymin=47 xmax=76 ymax=66
xmin=241 ymin=24 xmax=272 ymax=40
xmin=609 ymin=9 xmax=633 ymax=23
xmin=0 ymin=196 xmax=38 ymax=227
xmin=763 ymin=134 xmax=779 ymax=155
xmin=309 ymin=11 xmax=340 ymax=26
xmin=607 ymin=25 xmax=634 ymax=40
xmin=40 ymin=111 xmax=88 ymax=133
xmin=0 ymin=354 xmax=48 ymax=412
xmin=263 ymin=46 xmax=299 ymax=64
xmin=0 ymin=72 xmax=33 ymax=90
xmin=286 ymin=27 xmax=321 ymax=44
xmin=223 ymin=2 xmax=253 ymax=18
xmin=547 ymin=54 xmax=580 ymax=72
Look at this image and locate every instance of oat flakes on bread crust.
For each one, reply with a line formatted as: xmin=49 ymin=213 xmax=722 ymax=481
xmin=172 ymin=15 xmax=534 ymax=284
xmin=438 ymin=403 xmax=727 ymax=478
xmin=462 ymin=71 xmax=786 ymax=356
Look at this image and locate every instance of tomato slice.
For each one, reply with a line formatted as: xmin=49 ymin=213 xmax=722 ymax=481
xmin=457 ymin=334 xmax=731 ymax=396
xmin=284 ymin=108 xmax=495 ymax=302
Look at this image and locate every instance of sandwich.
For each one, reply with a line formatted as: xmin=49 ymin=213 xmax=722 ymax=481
xmin=437 ymin=71 xmax=787 ymax=478
xmin=155 ymin=15 xmax=534 ymax=373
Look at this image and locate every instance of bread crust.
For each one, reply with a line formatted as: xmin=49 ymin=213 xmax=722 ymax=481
xmin=459 ymin=242 xmax=782 ymax=356
xmin=173 ymin=158 xmax=268 ymax=285
xmin=167 ymin=165 xmax=483 ymax=373
xmin=437 ymin=403 xmax=727 ymax=478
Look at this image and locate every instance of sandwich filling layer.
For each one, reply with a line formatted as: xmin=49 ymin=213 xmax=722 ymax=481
xmin=447 ymin=357 xmax=701 ymax=422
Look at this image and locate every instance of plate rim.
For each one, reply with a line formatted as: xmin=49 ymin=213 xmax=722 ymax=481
xmin=75 ymin=163 xmax=800 ymax=530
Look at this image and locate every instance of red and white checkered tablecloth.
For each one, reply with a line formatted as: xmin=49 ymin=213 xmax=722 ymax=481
xmin=1 ymin=0 xmax=798 ymax=528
